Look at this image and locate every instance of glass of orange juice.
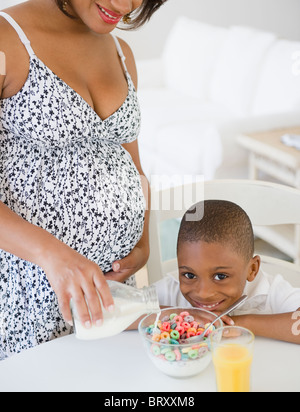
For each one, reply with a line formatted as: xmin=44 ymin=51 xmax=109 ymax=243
xmin=210 ymin=326 xmax=255 ymax=392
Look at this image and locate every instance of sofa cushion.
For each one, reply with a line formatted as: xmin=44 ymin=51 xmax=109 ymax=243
xmin=137 ymin=88 xmax=240 ymax=180
xmin=137 ymin=88 xmax=237 ymax=150
xmin=162 ymin=16 xmax=228 ymax=101
xmin=139 ymin=121 xmax=223 ymax=180
xmin=137 ymin=88 xmax=205 ymax=150
xmin=251 ymin=40 xmax=300 ymax=115
xmin=209 ymin=26 xmax=276 ymax=116
xmin=136 ymin=59 xmax=165 ymax=89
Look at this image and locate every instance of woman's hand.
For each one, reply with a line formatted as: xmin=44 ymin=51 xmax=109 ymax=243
xmin=38 ymin=239 xmax=114 ymax=329
xmin=0 ymin=202 xmax=114 ymax=328
xmin=105 ymin=243 xmax=150 ymax=283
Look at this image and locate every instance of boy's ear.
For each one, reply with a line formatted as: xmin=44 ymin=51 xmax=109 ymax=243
xmin=247 ymin=255 xmax=261 ymax=282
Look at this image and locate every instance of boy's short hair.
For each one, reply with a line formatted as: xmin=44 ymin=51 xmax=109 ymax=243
xmin=177 ymin=200 xmax=254 ymax=262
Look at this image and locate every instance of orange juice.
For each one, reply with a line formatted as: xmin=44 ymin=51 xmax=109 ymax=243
xmin=212 ymin=344 xmax=253 ymax=392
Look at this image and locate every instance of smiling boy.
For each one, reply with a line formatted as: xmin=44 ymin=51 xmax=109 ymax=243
xmin=154 ymin=200 xmax=300 ymax=344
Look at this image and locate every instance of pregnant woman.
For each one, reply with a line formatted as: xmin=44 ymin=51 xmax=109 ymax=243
xmin=0 ymin=0 xmax=166 ymax=359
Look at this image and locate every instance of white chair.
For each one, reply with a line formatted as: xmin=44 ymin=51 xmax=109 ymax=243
xmin=147 ymin=179 xmax=300 ymax=286
xmin=259 ymin=255 xmax=300 ymax=288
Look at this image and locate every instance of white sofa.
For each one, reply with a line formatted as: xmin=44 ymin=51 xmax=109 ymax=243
xmin=136 ymin=17 xmax=300 ymax=183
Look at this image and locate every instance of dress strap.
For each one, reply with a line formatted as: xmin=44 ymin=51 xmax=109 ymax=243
xmin=112 ymin=35 xmax=128 ymax=75
xmin=0 ymin=12 xmax=34 ymax=57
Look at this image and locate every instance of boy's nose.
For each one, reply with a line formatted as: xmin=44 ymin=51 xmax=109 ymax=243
xmin=195 ymin=281 xmax=215 ymax=301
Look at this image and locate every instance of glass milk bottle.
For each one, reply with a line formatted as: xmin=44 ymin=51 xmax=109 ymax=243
xmin=71 ymin=280 xmax=160 ymax=340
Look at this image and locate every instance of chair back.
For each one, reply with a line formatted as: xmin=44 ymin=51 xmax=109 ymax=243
xmin=260 ymin=255 xmax=300 ymax=288
xmin=147 ymin=179 xmax=300 ymax=284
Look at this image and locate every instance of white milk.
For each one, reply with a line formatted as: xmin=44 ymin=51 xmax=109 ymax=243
xmin=74 ymin=297 xmax=151 ymax=340
xmin=151 ymin=354 xmax=212 ymax=378
xmin=71 ymin=280 xmax=160 ymax=340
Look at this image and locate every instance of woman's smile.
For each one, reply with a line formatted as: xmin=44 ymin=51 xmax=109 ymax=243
xmin=96 ymin=3 xmax=123 ymax=24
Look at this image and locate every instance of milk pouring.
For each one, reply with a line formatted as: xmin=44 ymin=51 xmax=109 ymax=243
xmin=71 ymin=280 xmax=160 ymax=340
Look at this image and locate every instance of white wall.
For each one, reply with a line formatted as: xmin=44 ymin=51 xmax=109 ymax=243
xmin=2 ymin=0 xmax=300 ymax=60
xmin=120 ymin=0 xmax=300 ymax=59
xmin=1 ymin=0 xmax=26 ymax=8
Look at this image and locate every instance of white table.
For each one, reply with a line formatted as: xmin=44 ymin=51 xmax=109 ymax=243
xmin=237 ymin=127 xmax=300 ymax=189
xmin=0 ymin=332 xmax=299 ymax=392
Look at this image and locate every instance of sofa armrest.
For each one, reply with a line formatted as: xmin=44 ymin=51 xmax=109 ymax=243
xmin=214 ymin=110 xmax=300 ymax=178
xmin=136 ymin=58 xmax=165 ymax=89
xmin=226 ymin=110 xmax=300 ymax=134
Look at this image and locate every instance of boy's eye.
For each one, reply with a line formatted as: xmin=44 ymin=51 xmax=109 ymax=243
xmin=183 ymin=272 xmax=197 ymax=280
xmin=214 ymin=273 xmax=228 ymax=281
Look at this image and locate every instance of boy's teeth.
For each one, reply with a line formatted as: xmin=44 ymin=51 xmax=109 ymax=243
xmin=201 ymin=302 xmax=220 ymax=309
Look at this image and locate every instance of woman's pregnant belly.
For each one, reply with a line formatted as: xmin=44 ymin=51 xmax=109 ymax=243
xmin=1 ymin=139 xmax=146 ymax=273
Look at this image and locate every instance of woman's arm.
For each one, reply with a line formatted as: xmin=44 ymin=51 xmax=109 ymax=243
xmin=0 ymin=40 xmax=114 ymax=328
xmin=0 ymin=201 xmax=114 ymax=327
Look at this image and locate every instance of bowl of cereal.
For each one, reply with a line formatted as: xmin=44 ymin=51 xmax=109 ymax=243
xmin=138 ymin=307 xmax=223 ymax=378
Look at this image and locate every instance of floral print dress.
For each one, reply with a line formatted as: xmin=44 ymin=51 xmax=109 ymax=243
xmin=0 ymin=12 xmax=145 ymax=360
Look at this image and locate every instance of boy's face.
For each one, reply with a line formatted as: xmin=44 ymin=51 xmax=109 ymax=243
xmin=178 ymin=241 xmax=260 ymax=313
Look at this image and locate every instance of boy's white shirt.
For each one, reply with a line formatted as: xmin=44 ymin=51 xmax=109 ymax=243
xmin=154 ymin=269 xmax=300 ymax=315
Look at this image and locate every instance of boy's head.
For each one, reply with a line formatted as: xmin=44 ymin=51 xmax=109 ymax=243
xmin=177 ymin=200 xmax=260 ymax=312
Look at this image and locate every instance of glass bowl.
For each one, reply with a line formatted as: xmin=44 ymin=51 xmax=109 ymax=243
xmin=138 ymin=307 xmax=223 ymax=378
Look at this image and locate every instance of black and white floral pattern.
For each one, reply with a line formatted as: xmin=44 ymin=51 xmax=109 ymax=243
xmin=0 ymin=48 xmax=145 ymax=360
